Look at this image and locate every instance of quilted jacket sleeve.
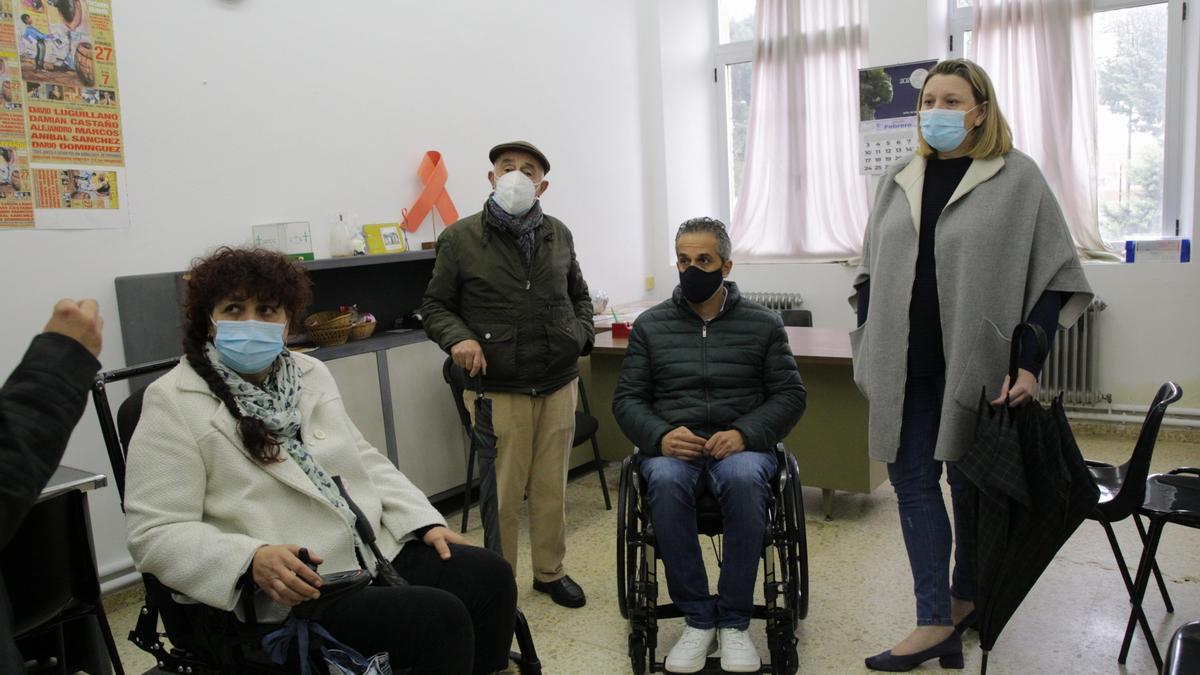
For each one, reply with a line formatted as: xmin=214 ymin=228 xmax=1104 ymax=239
xmin=728 ymin=321 xmax=807 ymax=451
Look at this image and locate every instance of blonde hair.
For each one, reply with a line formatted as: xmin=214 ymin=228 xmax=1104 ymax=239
xmin=916 ymin=59 xmax=1013 ymax=160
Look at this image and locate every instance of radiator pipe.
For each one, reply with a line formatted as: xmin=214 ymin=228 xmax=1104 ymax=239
xmin=1102 ymin=404 xmax=1200 ymax=419
xmin=1064 ymin=410 xmax=1200 ymax=429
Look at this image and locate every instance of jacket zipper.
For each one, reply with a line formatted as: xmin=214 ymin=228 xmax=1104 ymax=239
xmin=702 ymin=321 xmax=710 ymax=425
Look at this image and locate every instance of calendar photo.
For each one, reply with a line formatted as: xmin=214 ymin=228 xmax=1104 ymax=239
xmin=858 ymin=59 xmax=938 ymax=175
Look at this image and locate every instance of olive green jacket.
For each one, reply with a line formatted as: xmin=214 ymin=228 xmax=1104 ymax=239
xmin=419 ymin=203 xmax=594 ymax=395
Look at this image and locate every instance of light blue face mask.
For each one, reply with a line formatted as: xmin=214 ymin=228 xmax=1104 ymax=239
xmin=212 ymin=319 xmax=285 ymax=374
xmin=919 ymin=104 xmax=980 ymax=153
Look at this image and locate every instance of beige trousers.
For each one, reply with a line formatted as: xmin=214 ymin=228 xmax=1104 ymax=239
xmin=464 ymin=379 xmax=578 ymax=583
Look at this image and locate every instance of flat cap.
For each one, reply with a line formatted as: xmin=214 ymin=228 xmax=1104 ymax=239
xmin=488 ymin=141 xmax=550 ymax=174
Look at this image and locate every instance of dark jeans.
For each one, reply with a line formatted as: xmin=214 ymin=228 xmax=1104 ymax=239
xmin=887 ymin=375 xmax=976 ymax=626
xmin=641 ymin=451 xmax=776 ymax=630
xmin=317 ymin=541 xmax=516 ymax=675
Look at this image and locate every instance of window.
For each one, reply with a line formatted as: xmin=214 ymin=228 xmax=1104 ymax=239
xmin=950 ymin=0 xmax=1191 ymax=242
xmin=715 ymin=0 xmax=755 ymax=222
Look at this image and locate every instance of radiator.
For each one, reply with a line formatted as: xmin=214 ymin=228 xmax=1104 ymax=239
xmin=741 ymin=292 xmax=803 ymax=311
xmin=1039 ymin=298 xmax=1110 ymax=405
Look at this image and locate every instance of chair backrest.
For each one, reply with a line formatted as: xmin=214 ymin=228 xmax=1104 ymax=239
xmin=780 ymin=309 xmax=813 ymax=327
xmin=91 ymin=357 xmax=180 ymax=505
xmin=1106 ymin=381 xmax=1183 ymax=517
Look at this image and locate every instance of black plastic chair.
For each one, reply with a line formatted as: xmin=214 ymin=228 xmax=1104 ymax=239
xmin=779 ymin=309 xmax=812 ymax=327
xmin=1 ymin=475 xmax=126 ymax=675
xmin=1163 ymin=619 xmax=1200 ymax=675
xmin=1082 ymin=381 xmax=1182 ymax=669
xmin=94 ymin=357 xmax=286 ymax=674
xmin=443 ymin=356 xmax=611 ymax=535
xmin=1118 ymin=467 xmax=1200 ymax=669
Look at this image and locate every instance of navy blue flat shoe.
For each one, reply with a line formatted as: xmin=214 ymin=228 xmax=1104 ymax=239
xmin=865 ymin=633 xmax=964 ymax=672
xmin=954 ymin=610 xmax=978 ymax=634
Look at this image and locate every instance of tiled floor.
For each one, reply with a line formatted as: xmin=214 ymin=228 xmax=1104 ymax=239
xmin=105 ymin=434 xmax=1199 ymax=674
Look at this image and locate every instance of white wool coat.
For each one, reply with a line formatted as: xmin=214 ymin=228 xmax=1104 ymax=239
xmin=124 ymin=353 xmax=445 ymax=623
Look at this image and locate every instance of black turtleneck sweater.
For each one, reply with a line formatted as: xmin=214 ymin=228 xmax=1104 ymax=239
xmin=856 ymin=155 xmax=1061 ymax=377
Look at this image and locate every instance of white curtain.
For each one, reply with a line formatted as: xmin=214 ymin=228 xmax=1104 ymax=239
xmin=973 ymin=0 xmax=1117 ymax=258
xmin=730 ymin=0 xmax=869 ymax=261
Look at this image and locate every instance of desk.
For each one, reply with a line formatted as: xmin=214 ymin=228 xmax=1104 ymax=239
xmin=587 ymin=326 xmax=885 ymax=517
xmin=2 ymin=466 xmax=118 ymax=674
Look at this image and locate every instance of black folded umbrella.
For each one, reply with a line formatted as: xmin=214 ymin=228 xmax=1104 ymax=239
xmin=466 ymin=380 xmax=504 ymax=556
xmin=957 ymin=323 xmax=1100 ymax=673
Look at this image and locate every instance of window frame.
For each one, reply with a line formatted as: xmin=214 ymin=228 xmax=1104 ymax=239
xmin=949 ymin=0 xmax=1192 ymax=241
xmin=713 ymin=1 xmax=755 ymax=225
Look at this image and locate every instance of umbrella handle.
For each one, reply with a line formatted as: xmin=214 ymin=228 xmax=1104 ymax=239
xmin=1007 ymin=322 xmax=1048 ymax=386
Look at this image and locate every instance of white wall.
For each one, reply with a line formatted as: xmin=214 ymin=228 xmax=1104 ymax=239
xmin=0 ymin=0 xmax=652 ymax=584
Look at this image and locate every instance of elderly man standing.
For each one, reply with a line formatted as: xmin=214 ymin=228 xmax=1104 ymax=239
xmin=613 ymin=217 xmax=806 ymax=672
xmin=421 ymin=141 xmax=593 ymax=608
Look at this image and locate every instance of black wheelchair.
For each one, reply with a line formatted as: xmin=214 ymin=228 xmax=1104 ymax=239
xmin=616 ymin=445 xmax=809 ymax=674
xmin=93 ymin=358 xmax=542 ymax=674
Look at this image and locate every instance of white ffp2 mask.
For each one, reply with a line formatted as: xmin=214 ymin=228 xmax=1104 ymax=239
xmin=492 ymin=171 xmax=538 ymax=215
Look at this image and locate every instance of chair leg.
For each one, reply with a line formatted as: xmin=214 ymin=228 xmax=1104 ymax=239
xmin=1133 ymin=513 xmax=1174 ymax=613
xmin=1099 ymin=520 xmax=1137 ymax=598
xmin=461 ymin=443 xmax=477 ymax=533
xmin=1118 ymin=518 xmax=1165 ymax=670
xmin=590 ymin=435 xmax=612 ymax=510
xmin=94 ymin=604 xmax=126 ymax=675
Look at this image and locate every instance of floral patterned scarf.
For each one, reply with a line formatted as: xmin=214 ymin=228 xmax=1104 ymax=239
xmin=206 ymin=345 xmax=361 ymax=547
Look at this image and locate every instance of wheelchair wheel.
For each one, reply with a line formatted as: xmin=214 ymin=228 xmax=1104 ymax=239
xmin=616 ymin=456 xmax=641 ymax=620
xmin=628 ymin=631 xmax=648 ymax=675
xmin=783 ymin=454 xmax=809 ymax=620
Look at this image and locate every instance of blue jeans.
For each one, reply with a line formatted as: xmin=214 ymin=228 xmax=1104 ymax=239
xmin=641 ymin=451 xmax=776 ymax=630
xmin=887 ymin=375 xmax=976 ymax=626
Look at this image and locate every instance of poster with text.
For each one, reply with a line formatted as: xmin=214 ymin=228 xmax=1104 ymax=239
xmin=0 ymin=139 xmax=33 ymax=226
xmin=15 ymin=0 xmax=122 ymax=165
xmin=858 ymin=59 xmax=937 ymax=175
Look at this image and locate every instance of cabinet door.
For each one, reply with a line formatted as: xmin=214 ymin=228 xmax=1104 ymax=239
xmin=386 ymin=341 xmax=468 ymax=496
xmin=324 ymin=353 xmax=389 ymax=458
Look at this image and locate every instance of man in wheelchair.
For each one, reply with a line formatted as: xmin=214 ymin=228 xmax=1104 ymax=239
xmin=613 ymin=218 xmax=807 ymax=673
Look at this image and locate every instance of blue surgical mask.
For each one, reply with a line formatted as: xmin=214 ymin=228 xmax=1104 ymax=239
xmin=919 ymin=104 xmax=979 ymax=153
xmin=212 ymin=320 xmax=285 ymax=374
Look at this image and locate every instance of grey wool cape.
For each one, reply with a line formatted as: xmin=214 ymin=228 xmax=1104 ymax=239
xmin=849 ymin=150 xmax=1094 ymax=463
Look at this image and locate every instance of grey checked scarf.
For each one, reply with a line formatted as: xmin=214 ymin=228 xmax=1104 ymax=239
xmin=206 ymin=345 xmax=362 ymax=548
xmin=486 ymin=195 xmax=543 ymax=262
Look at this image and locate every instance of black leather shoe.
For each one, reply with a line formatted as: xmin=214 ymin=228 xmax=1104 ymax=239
xmin=532 ymin=575 xmax=586 ymax=608
xmin=865 ymin=633 xmax=963 ymax=672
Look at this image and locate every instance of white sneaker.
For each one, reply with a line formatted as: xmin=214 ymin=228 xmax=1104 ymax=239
xmin=718 ymin=627 xmax=761 ymax=673
xmin=664 ymin=625 xmax=717 ymax=673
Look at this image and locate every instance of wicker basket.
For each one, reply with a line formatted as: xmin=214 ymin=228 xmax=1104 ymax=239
xmin=305 ymin=311 xmax=352 ymax=330
xmin=349 ymin=320 xmax=377 ymax=341
xmin=308 ymin=323 xmax=352 ymax=347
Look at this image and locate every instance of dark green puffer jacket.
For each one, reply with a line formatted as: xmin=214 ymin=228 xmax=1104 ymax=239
xmin=612 ymin=281 xmax=806 ymax=457
xmin=419 ymin=203 xmax=594 ymax=396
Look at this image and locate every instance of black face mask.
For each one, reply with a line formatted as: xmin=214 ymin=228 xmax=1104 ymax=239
xmin=679 ymin=265 xmax=725 ymax=303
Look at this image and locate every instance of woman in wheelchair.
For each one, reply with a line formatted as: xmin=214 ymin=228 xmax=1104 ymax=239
xmin=123 ymin=247 xmax=517 ymax=675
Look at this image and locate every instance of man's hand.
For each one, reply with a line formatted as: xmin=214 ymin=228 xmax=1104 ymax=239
xmin=422 ymin=526 xmax=472 ymax=560
xmin=251 ymin=544 xmax=323 ymax=607
xmin=704 ymin=429 xmax=746 ymax=460
xmin=661 ymin=426 xmax=706 ymax=460
xmin=44 ymin=298 xmax=103 ymax=357
xmin=450 ymin=339 xmax=487 ymax=377
xmin=992 ymin=368 xmax=1039 ymax=407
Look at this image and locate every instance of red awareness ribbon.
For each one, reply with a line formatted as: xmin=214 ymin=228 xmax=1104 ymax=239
xmin=401 ymin=151 xmax=459 ymax=232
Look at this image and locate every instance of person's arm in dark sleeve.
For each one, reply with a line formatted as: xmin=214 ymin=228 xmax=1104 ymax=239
xmin=855 ymin=279 xmax=870 ymax=327
xmin=612 ymin=323 xmax=673 ymax=457
xmin=564 ymin=228 xmax=595 ymax=357
xmin=419 ymin=233 xmax=477 ymax=352
xmin=0 ymin=333 xmax=100 ymax=549
xmin=729 ymin=321 xmax=807 ymax=451
xmin=1020 ymin=291 xmax=1063 ymax=377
